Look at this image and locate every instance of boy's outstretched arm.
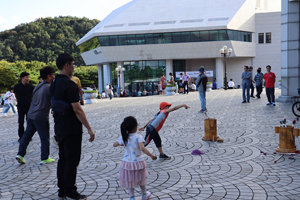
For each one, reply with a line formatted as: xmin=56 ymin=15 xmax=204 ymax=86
xmin=165 ymin=104 xmax=190 ymax=113
xmin=139 ymin=118 xmax=153 ymax=132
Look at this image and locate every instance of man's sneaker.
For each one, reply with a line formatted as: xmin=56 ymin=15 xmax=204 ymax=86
xmin=247 ymin=101 xmax=250 ymax=103
xmin=1 ymin=113 xmax=7 ymax=116
xmin=40 ymin=157 xmax=55 ymax=164
xmin=242 ymin=101 xmax=247 ymax=103
xmin=159 ymin=153 xmax=171 ymax=160
xmin=142 ymin=191 xmax=151 ymax=200
xmin=16 ymin=155 xmax=26 ymax=164
xmin=267 ymin=102 xmax=271 ymax=105
xmin=66 ymin=193 xmax=87 ymax=200
xmin=251 ymin=96 xmax=255 ymax=98
xmin=198 ymin=109 xmax=207 ymax=113
xmin=52 ymin=136 xmax=58 ymax=146
xmin=272 ymin=103 xmax=276 ymax=106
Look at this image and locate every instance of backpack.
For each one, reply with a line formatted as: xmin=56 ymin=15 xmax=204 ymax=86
xmin=1 ymin=98 xmax=4 ymax=106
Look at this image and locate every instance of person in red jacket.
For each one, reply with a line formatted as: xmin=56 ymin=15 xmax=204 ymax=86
xmin=263 ymin=65 xmax=276 ymax=106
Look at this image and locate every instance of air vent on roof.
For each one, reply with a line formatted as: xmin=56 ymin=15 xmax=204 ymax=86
xmin=181 ymin=19 xmax=204 ymax=23
xmin=104 ymin=24 xmax=125 ymax=28
xmin=154 ymin=21 xmax=176 ymax=25
xmin=128 ymin=22 xmax=151 ymax=26
xmin=208 ymin=17 xmax=229 ymax=21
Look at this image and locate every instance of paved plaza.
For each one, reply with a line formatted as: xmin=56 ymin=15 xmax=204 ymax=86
xmin=0 ymin=89 xmax=300 ymax=200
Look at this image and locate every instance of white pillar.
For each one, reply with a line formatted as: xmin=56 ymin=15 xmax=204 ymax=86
xmin=117 ymin=61 xmax=125 ymax=89
xmin=103 ymin=63 xmax=111 ymax=87
xmin=277 ymin=0 xmax=300 ymax=102
xmin=166 ymin=59 xmax=172 ymax=81
xmin=97 ymin=65 xmax=103 ymax=92
xmin=216 ymin=58 xmax=224 ymax=89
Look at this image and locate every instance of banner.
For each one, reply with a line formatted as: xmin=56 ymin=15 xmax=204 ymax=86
xmin=175 ymin=71 xmax=214 ymax=78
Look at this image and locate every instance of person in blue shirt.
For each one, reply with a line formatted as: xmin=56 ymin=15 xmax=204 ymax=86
xmin=212 ymin=79 xmax=217 ymax=90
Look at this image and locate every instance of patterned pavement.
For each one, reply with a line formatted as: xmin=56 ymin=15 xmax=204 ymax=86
xmin=0 ymin=89 xmax=300 ymax=200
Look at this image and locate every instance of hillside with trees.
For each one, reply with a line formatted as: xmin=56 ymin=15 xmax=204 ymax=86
xmin=0 ymin=16 xmax=100 ymax=66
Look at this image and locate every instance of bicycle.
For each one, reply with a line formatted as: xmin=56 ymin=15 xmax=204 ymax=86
xmin=292 ymin=88 xmax=300 ymax=117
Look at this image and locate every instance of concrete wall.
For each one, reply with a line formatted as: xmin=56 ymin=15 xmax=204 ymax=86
xmin=253 ymin=12 xmax=281 ymax=87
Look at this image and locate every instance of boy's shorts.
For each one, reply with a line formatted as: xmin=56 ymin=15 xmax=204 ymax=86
xmin=144 ymin=125 xmax=162 ymax=148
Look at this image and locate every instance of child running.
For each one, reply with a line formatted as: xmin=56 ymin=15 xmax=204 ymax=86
xmin=113 ymin=116 xmax=156 ymax=200
xmin=139 ymin=102 xmax=190 ymax=160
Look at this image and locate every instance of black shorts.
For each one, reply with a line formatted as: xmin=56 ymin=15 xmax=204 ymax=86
xmin=144 ymin=125 xmax=162 ymax=148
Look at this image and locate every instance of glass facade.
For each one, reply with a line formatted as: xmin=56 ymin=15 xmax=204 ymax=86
xmin=78 ymin=37 xmax=100 ymax=53
xmin=97 ymin=29 xmax=252 ymax=47
xmin=123 ymin=60 xmax=166 ymax=94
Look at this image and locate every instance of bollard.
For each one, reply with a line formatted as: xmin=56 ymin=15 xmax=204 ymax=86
xmin=275 ymin=126 xmax=297 ymax=153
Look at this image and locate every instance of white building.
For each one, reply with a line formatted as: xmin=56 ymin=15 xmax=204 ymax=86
xmin=77 ymin=0 xmax=281 ymax=94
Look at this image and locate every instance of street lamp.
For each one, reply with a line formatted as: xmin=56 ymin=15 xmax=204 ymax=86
xmin=115 ymin=66 xmax=125 ymax=94
xmin=219 ymin=46 xmax=232 ymax=90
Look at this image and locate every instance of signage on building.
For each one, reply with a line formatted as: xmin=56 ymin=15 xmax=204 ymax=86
xmin=175 ymin=71 xmax=214 ymax=78
xmin=94 ymin=50 xmax=102 ymax=55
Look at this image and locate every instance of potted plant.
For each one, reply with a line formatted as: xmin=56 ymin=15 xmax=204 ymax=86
xmin=278 ymin=80 xmax=281 ymax=89
xmin=206 ymin=82 xmax=212 ymax=91
xmin=83 ymin=90 xmax=98 ymax=104
xmin=165 ymin=84 xmax=176 ymax=95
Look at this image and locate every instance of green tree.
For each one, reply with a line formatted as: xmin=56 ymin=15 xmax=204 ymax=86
xmin=0 ymin=66 xmax=18 ymax=92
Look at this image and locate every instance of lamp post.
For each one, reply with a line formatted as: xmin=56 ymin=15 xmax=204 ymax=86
xmin=219 ymin=46 xmax=232 ymax=90
xmin=115 ymin=66 xmax=125 ymax=94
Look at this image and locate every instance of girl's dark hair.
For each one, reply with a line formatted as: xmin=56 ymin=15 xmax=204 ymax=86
xmin=121 ymin=116 xmax=138 ymax=146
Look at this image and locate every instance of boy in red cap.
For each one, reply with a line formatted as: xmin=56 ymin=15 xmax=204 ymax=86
xmin=139 ymin=102 xmax=189 ymax=159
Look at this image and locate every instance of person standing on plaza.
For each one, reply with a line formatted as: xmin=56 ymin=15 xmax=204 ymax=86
xmin=106 ymin=83 xmax=109 ymax=98
xmin=16 ymin=66 xmax=56 ymax=165
xmin=70 ymin=75 xmax=84 ymax=105
xmin=263 ymin=65 xmax=276 ymax=106
xmin=107 ymin=85 xmax=113 ymax=100
xmin=160 ymin=74 xmax=167 ymax=94
xmin=241 ymin=66 xmax=252 ymax=103
xmin=196 ymin=66 xmax=208 ymax=113
xmin=254 ymin=68 xmax=264 ymax=98
xmin=249 ymin=66 xmax=255 ymax=98
xmin=183 ymin=71 xmax=191 ymax=94
xmin=14 ymin=72 xmax=34 ymax=141
xmin=50 ymin=53 xmax=95 ymax=200
xmin=1 ymin=87 xmax=17 ymax=116
xmin=168 ymin=72 xmax=175 ymax=84
xmin=179 ymin=73 xmax=184 ymax=93
xmin=114 ymin=116 xmax=156 ymax=200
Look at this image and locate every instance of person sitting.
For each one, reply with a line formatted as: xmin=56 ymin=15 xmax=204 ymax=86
xmin=212 ymin=79 xmax=218 ymax=90
xmin=132 ymin=90 xmax=137 ymax=97
xmin=101 ymin=90 xmax=106 ymax=98
xmin=148 ymin=90 xmax=152 ymax=96
xmin=153 ymin=89 xmax=158 ymax=95
xmin=120 ymin=90 xmax=123 ymax=97
xmin=142 ymin=89 xmax=148 ymax=96
xmin=123 ymin=90 xmax=128 ymax=97
xmin=114 ymin=92 xmax=119 ymax=97
xmin=190 ymin=82 xmax=196 ymax=91
xmin=228 ymin=79 xmax=235 ymax=89
xmin=138 ymin=90 xmax=142 ymax=97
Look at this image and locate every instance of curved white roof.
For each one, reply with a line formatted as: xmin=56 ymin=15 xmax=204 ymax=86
xmin=77 ymin=0 xmax=255 ymax=45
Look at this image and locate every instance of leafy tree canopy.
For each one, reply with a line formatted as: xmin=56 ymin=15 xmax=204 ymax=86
xmin=0 ymin=16 xmax=100 ymax=66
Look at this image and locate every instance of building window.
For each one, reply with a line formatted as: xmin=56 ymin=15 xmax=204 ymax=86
xmin=258 ymin=33 xmax=264 ymax=43
xmin=266 ymin=32 xmax=271 ymax=43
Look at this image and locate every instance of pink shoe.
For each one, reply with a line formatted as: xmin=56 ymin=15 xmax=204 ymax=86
xmin=142 ymin=191 xmax=151 ymax=200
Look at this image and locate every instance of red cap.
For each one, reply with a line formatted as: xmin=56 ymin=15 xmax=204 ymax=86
xmin=160 ymin=102 xmax=172 ymax=109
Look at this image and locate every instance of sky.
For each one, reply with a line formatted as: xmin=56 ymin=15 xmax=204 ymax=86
xmin=0 ymin=0 xmax=133 ymax=32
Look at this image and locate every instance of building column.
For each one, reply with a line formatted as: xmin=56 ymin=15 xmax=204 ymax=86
xmin=117 ymin=61 xmax=125 ymax=90
xmin=97 ymin=65 xmax=103 ymax=92
xmin=103 ymin=63 xmax=111 ymax=89
xmin=166 ymin=59 xmax=172 ymax=82
xmin=216 ymin=58 xmax=224 ymax=89
xmin=278 ymin=0 xmax=300 ymax=102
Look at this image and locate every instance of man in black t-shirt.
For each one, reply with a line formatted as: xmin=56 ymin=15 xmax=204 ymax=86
xmin=50 ymin=53 xmax=95 ymax=200
xmin=14 ymin=72 xmax=34 ymax=141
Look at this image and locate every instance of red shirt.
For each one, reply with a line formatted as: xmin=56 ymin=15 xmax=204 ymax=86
xmin=263 ymin=72 xmax=276 ymax=88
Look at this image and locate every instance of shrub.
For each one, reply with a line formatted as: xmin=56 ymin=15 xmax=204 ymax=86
xmin=166 ymin=84 xmax=176 ymax=87
xmin=207 ymin=82 xmax=212 ymax=84
xmin=84 ymin=90 xmax=98 ymax=93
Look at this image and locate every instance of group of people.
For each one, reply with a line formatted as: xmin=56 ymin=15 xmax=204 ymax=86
xmin=241 ymin=65 xmax=276 ymax=105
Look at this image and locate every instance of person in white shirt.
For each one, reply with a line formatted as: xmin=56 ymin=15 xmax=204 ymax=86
xmin=105 ymin=83 xmax=109 ymax=97
xmin=102 ymin=90 xmax=106 ymax=98
xmin=190 ymin=82 xmax=196 ymax=91
xmin=228 ymin=79 xmax=235 ymax=89
xmin=2 ymin=87 xmax=17 ymax=116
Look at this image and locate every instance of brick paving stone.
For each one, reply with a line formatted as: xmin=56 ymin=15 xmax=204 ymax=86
xmin=1 ymin=89 xmax=300 ymax=199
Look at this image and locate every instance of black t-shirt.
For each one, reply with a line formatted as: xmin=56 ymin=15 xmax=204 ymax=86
xmin=14 ymin=82 xmax=34 ymax=108
xmin=50 ymin=74 xmax=82 ymax=137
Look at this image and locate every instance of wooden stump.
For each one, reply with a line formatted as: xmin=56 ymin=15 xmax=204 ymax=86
xmin=293 ymin=128 xmax=300 ymax=136
xmin=202 ymin=118 xmax=219 ymax=141
xmin=276 ymin=126 xmax=297 ymax=153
